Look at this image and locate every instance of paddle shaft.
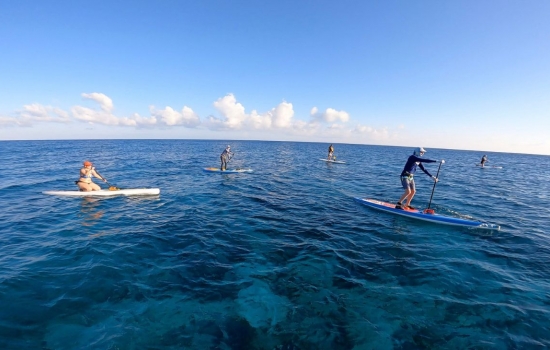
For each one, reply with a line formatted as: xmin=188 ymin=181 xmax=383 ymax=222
xmin=93 ymin=168 xmax=113 ymax=186
xmin=426 ymin=162 xmax=443 ymax=210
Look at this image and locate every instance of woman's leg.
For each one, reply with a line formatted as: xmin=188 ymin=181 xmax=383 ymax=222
xmin=78 ymin=182 xmax=93 ymax=192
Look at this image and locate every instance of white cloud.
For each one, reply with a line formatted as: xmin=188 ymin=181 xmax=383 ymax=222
xmin=248 ymin=110 xmax=272 ymax=129
xmin=19 ymin=104 xmax=70 ymax=123
xmin=0 ymin=115 xmax=28 ymax=127
xmin=271 ymin=101 xmax=294 ymax=128
xmin=129 ymin=113 xmax=158 ymax=127
xmin=0 ymin=104 xmax=70 ymax=127
xmin=72 ymin=93 xmax=200 ymax=128
xmin=1 ymin=92 xmax=398 ymax=146
xmin=82 ymin=93 xmax=113 ymax=112
xmin=352 ymin=124 xmax=391 ymax=140
xmin=197 ymin=96 xmax=397 ymax=145
xmin=310 ymin=107 xmax=350 ymax=123
xmin=71 ymin=105 xmax=121 ymax=125
xmin=149 ymin=106 xmax=200 ymax=127
xmin=212 ymin=94 xmax=247 ymax=129
xmin=209 ymin=94 xmax=296 ymax=131
xmin=240 ymin=100 xmax=294 ymax=130
xmin=328 ymin=123 xmax=345 ymax=130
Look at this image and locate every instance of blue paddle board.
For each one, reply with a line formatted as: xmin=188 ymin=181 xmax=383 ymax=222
xmin=355 ymin=198 xmax=500 ymax=230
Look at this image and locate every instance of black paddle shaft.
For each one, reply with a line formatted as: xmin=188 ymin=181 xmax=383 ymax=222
xmin=93 ymin=168 xmax=107 ymax=182
xmin=427 ymin=162 xmax=443 ymax=210
xmin=93 ymin=169 xmax=115 ymax=188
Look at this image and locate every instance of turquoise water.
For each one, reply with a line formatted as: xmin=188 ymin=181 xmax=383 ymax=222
xmin=1 ymin=140 xmax=549 ymax=349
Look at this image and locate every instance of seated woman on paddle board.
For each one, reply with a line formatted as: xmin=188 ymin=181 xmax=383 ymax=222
xmin=220 ymin=145 xmax=233 ymax=171
xmin=328 ymin=144 xmax=335 ymax=160
xmin=396 ymin=147 xmax=442 ymax=210
xmin=76 ymin=161 xmax=107 ymax=191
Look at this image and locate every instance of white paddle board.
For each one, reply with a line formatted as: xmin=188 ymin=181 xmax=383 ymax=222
xmin=43 ymin=188 xmax=160 ymax=197
xmin=476 ymin=164 xmax=502 ymax=169
xmin=319 ymin=159 xmax=346 ymax=164
xmin=203 ymin=167 xmax=253 ymax=173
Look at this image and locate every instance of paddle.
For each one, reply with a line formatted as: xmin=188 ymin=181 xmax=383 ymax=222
xmin=94 ymin=169 xmax=120 ymax=190
xmin=424 ymin=160 xmax=444 ymax=214
xmin=227 ymin=152 xmax=235 ymax=167
xmin=105 ymin=182 xmax=121 ymax=191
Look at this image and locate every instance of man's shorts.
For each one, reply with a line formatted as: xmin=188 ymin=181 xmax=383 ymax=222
xmin=401 ymin=176 xmax=415 ymax=191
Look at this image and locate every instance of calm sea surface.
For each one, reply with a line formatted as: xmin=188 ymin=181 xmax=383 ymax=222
xmin=1 ymin=140 xmax=549 ymax=349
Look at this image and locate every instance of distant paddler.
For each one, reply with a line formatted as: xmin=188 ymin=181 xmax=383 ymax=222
xmin=220 ymin=145 xmax=234 ymax=171
xmin=76 ymin=160 xmax=107 ymax=191
xmin=328 ymin=144 xmax=335 ymax=161
xmin=480 ymin=155 xmax=488 ymax=167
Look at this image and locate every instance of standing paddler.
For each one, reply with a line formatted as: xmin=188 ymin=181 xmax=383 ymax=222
xmin=396 ymin=147 xmax=444 ymax=210
xmin=328 ymin=144 xmax=335 ymax=160
xmin=220 ymin=145 xmax=234 ymax=171
xmin=480 ymin=155 xmax=488 ymax=167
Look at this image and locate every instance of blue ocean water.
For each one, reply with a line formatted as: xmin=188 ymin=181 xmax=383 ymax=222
xmin=1 ymin=139 xmax=549 ymax=349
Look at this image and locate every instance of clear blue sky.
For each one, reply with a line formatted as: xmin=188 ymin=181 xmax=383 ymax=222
xmin=1 ymin=0 xmax=549 ymax=154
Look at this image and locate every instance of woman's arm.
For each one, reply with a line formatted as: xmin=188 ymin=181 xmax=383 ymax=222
xmin=91 ymin=168 xmax=106 ymax=181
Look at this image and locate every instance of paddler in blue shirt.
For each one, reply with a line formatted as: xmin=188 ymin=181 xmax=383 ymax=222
xmin=396 ymin=147 xmax=443 ymax=210
xmin=220 ymin=145 xmax=233 ymax=171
